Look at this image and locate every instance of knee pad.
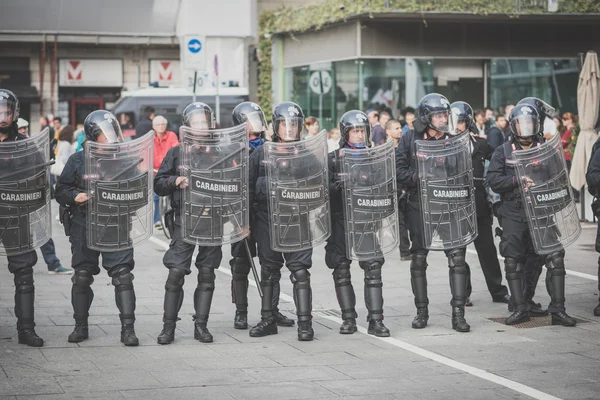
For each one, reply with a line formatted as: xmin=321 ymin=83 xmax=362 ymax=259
xmin=111 ymin=267 xmax=134 ymax=291
xmin=14 ymin=267 xmax=34 ymax=292
xmin=290 ymin=268 xmax=311 ymax=285
xmin=332 ymin=264 xmax=352 ymax=287
xmin=504 ymin=258 xmax=522 ymax=273
xmin=364 ymin=264 xmax=382 ymax=281
xmin=231 ymin=257 xmax=251 ymax=280
xmin=410 ymin=254 xmax=428 ymax=275
xmin=447 ymin=248 xmax=466 ymax=267
xmin=197 ymin=266 xmax=216 ymax=291
xmin=546 ymin=252 xmax=566 ymax=276
xmin=165 ymin=268 xmax=186 ymax=292
xmin=72 ymin=269 xmax=94 ymax=287
xmin=260 ymin=268 xmax=279 ymax=284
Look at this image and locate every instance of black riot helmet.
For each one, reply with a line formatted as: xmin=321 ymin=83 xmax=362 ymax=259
xmin=339 ymin=110 xmax=371 ymax=148
xmin=182 ymin=102 xmax=215 ymax=129
xmin=232 ymin=101 xmax=267 ymax=136
xmin=0 ymin=89 xmax=20 ymax=134
xmin=509 ymin=104 xmax=540 ymax=145
xmin=84 ymin=110 xmax=124 ymax=143
xmin=516 ymin=97 xmax=555 ymax=123
xmin=272 ymin=101 xmax=304 ymax=142
xmin=417 ymin=93 xmax=451 ymax=134
xmin=449 ymin=101 xmax=474 ymax=136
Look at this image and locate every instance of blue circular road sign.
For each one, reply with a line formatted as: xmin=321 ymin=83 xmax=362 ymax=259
xmin=187 ymin=39 xmax=202 ymax=54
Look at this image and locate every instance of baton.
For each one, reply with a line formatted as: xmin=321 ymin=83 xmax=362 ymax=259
xmin=0 ymin=160 xmax=55 ymax=181
xmin=244 ymin=238 xmax=263 ymax=298
xmin=112 ymin=159 xmax=144 ymax=180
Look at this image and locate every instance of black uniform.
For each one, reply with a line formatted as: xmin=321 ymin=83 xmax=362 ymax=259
xmin=487 ymin=139 xmax=575 ymax=325
xmin=324 ymin=145 xmax=390 ymax=336
xmin=585 ymin=139 xmax=600 ymax=316
xmin=467 ymin=134 xmax=509 ymax=301
xmin=0 ymin=130 xmax=44 ymax=347
xmin=154 ymin=145 xmax=223 ymax=343
xmin=396 ymin=129 xmax=470 ymax=331
xmin=56 ymin=150 xmax=139 ymax=345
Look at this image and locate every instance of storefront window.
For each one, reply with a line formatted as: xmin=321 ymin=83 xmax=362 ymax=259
xmin=488 ymin=58 xmax=579 ymax=114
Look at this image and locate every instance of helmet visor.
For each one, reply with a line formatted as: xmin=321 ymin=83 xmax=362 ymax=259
xmin=276 ymin=116 xmax=303 ymax=141
xmin=449 ymin=108 xmax=467 ymax=136
xmin=97 ymin=119 xmax=124 ymax=143
xmin=0 ymin=98 xmax=16 ymax=128
xmin=242 ymin=111 xmax=267 ymax=135
xmin=184 ymin=109 xmax=213 ymax=129
xmin=346 ymin=123 xmax=370 ymax=146
xmin=428 ymin=110 xmax=450 ymax=133
xmin=512 ymin=115 xmax=539 ymax=138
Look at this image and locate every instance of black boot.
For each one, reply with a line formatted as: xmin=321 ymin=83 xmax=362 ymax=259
xmin=525 ymin=257 xmax=548 ymax=316
xmin=194 ymin=320 xmax=213 ymax=342
xmin=112 ymin=268 xmax=138 ymax=346
xmin=333 ymin=264 xmax=358 ymax=335
xmin=157 ymin=268 xmax=185 ymax=345
xmin=194 ymin=267 xmax=215 ymax=342
xmin=70 ymin=270 xmax=94 ymax=343
xmin=273 ymin=277 xmax=295 ymax=327
xmin=68 ymin=322 xmax=89 ymax=343
xmin=504 ymin=259 xmax=530 ymax=325
xmin=297 ymin=320 xmax=314 ymax=341
xmin=551 ymin=312 xmax=577 ymax=326
xmin=546 ymin=254 xmax=576 ymax=327
xmin=230 ymin=257 xmax=249 ymax=329
xmin=234 ymin=311 xmax=248 ymax=330
xmin=368 ymin=319 xmax=390 ymax=337
xmin=594 ymin=301 xmax=600 ymax=317
xmin=14 ymin=268 xmax=43 ymax=347
xmin=412 ymin=307 xmax=429 ymax=329
xmin=410 ymin=254 xmax=429 ymax=328
xmin=249 ymin=276 xmax=278 ymax=337
xmin=451 ymin=307 xmax=470 ymax=332
xmin=596 ymin=258 xmax=600 ymax=316
xmin=291 ymin=269 xmax=313 ymax=341
xmin=340 ymin=318 xmax=357 ymax=334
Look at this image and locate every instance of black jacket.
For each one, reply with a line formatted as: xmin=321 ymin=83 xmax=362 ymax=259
xmin=470 ymin=134 xmax=494 ymax=217
xmin=586 ymin=139 xmax=600 ymax=194
xmin=486 ymin=141 xmax=526 ymax=221
xmin=154 ymin=146 xmax=184 ymax=213
xmin=135 ymin=118 xmax=153 ymax=140
xmin=55 ymin=151 xmax=87 ymax=225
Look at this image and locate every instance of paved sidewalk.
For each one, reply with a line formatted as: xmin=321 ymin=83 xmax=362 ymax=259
xmin=1 ymin=212 xmax=599 ymax=399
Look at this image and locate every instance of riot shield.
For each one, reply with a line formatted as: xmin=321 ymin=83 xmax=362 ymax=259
xmin=264 ymin=130 xmax=330 ymax=252
xmin=340 ymin=139 xmax=399 ymax=260
xmin=0 ymin=129 xmax=52 ymax=255
xmin=179 ymin=124 xmax=249 ymax=246
xmin=512 ymin=134 xmax=581 ymax=254
xmin=416 ymin=132 xmax=477 ymax=250
xmin=85 ymin=132 xmax=154 ymax=252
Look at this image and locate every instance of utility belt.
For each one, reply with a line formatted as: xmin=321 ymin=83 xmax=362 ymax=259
xmin=59 ymin=205 xmax=86 ymax=236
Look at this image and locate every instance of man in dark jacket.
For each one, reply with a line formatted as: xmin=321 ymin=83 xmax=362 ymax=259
xmin=585 ymin=138 xmax=600 ymax=316
xmin=135 ymin=106 xmax=155 ymax=139
xmin=56 ymin=110 xmax=140 ymax=346
xmin=396 ymin=93 xmax=471 ymax=332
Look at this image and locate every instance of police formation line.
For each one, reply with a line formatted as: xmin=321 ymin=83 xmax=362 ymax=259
xmin=0 ymin=89 xmax=596 ymax=348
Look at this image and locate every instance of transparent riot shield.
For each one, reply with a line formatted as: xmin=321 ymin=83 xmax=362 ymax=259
xmin=0 ymin=129 xmax=52 ymax=255
xmin=264 ymin=130 xmax=330 ymax=252
xmin=416 ymin=132 xmax=477 ymax=250
xmin=85 ymin=132 xmax=154 ymax=252
xmin=512 ymin=134 xmax=581 ymax=254
xmin=340 ymin=139 xmax=399 ymax=260
xmin=179 ymin=124 xmax=249 ymax=246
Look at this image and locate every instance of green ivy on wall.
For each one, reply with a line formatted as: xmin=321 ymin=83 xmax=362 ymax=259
xmin=257 ymin=0 xmax=600 ymax=114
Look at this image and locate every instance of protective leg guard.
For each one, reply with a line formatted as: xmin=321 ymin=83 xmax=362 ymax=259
xmin=69 ymin=270 xmax=94 ymax=343
xmin=157 ymin=268 xmax=185 ymax=344
xmin=14 ymin=268 xmax=43 ymax=347
xmin=410 ymin=254 xmax=429 ymax=329
xmin=272 ymin=269 xmax=294 ymax=327
xmin=595 ymin=256 xmax=600 ymax=317
xmin=333 ymin=263 xmax=357 ymax=321
xmin=363 ymin=261 xmax=389 ymax=337
xmin=524 ymin=257 xmax=547 ymax=316
xmin=193 ymin=267 xmax=215 ymax=342
xmin=447 ymin=249 xmax=468 ymax=308
xmin=291 ymin=269 xmax=313 ymax=341
xmin=249 ymin=270 xmax=278 ymax=337
xmin=504 ymin=258 xmax=530 ymax=325
xmin=230 ymin=257 xmax=249 ymax=314
xmin=112 ymin=267 xmax=138 ymax=346
xmin=546 ymin=253 xmax=576 ymax=327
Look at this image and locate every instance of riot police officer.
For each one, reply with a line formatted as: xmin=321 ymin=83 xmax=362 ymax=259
xmin=229 ymin=102 xmax=294 ymax=329
xmin=586 ymin=138 xmax=600 ymax=316
xmin=486 ymin=104 xmax=576 ymax=326
xmin=450 ymin=101 xmax=509 ymax=304
xmin=325 ymin=110 xmax=390 ymax=337
xmin=0 ymin=89 xmax=44 ymax=347
xmin=248 ymin=101 xmax=315 ymax=341
xmin=55 ymin=110 xmax=140 ymax=346
xmin=154 ymin=102 xmax=223 ymax=344
xmin=396 ymin=93 xmax=471 ymax=332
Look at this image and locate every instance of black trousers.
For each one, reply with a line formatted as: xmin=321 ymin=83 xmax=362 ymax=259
xmin=397 ymin=205 xmax=411 ymax=257
xmin=69 ymin=224 xmax=134 ymax=275
xmin=163 ymin=217 xmax=222 ymax=273
xmin=470 ymin=215 xmax=508 ymax=300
